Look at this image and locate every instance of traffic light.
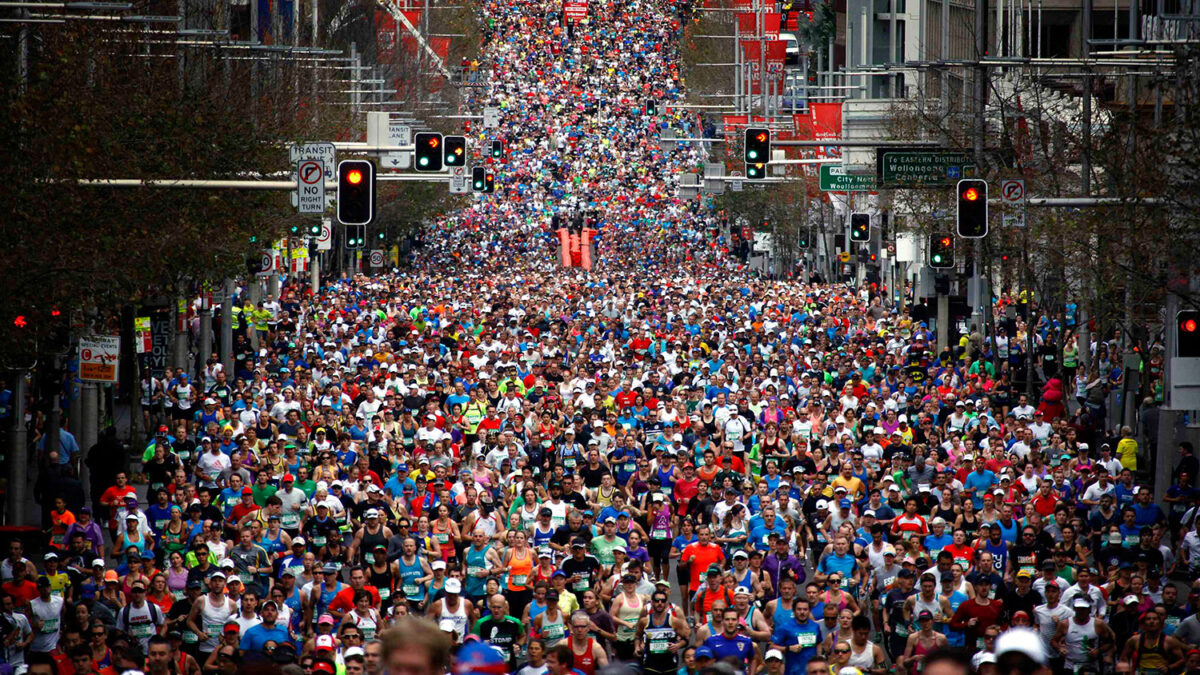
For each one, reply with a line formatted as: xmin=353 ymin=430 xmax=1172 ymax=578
xmin=956 ymin=179 xmax=989 ymax=238
xmin=345 ymin=225 xmax=366 ymax=249
xmin=849 ymin=213 xmax=870 ymax=242
xmin=744 ymin=127 xmax=770 ymax=164
xmin=1178 ymin=310 xmax=1200 ymax=358
xmin=472 ymin=167 xmax=486 ymax=192
xmin=490 ymin=140 xmax=504 ymax=160
xmin=443 ymin=135 xmax=466 ymax=167
xmin=484 ymin=171 xmax=496 ymax=194
xmin=336 ymin=159 xmax=375 ymax=225
xmin=415 ymin=132 xmax=444 ymax=172
xmin=376 ymin=229 xmax=386 ymax=243
xmin=797 ymin=227 xmax=811 ymax=249
xmin=308 ymin=221 xmax=322 ymax=237
xmin=289 ymin=223 xmax=300 ymax=235
xmin=646 ymin=100 xmax=657 ymax=116
xmin=746 ymin=163 xmax=766 ymax=180
xmin=929 ymin=234 xmax=955 ymax=268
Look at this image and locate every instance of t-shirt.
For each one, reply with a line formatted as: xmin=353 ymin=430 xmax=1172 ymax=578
xmin=473 ymin=615 xmax=525 ymax=666
xmin=772 ymin=618 xmax=821 ymax=675
xmin=705 ymin=632 xmax=755 ymax=664
xmin=240 ymin=623 xmax=292 ymax=653
xmin=679 ymin=542 xmax=725 ymax=591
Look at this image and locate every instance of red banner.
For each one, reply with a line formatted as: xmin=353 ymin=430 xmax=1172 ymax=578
xmin=810 ymin=103 xmax=842 ymax=158
xmin=564 ymin=0 xmax=587 ymax=21
xmin=765 ymin=39 xmax=786 ymax=90
xmin=740 ymin=40 xmax=762 ymax=94
xmin=735 ymin=12 xmax=780 ymax=39
xmin=731 ymin=0 xmax=763 ymax=10
xmin=428 ymin=36 xmax=451 ymax=93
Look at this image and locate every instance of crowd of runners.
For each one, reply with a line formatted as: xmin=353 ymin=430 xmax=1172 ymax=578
xmin=7 ymin=0 xmax=1200 ymax=674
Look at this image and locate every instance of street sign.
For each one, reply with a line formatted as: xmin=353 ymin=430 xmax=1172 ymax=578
xmin=258 ymin=250 xmax=274 ymax=276
xmin=79 ymin=335 xmax=120 ymax=382
xmin=449 ymin=166 xmax=469 ymax=194
xmin=289 ymin=142 xmax=336 ymax=180
xmin=731 ymin=177 xmax=744 ymax=192
xmin=564 ymin=0 xmax=587 ymax=21
xmin=317 ymin=218 xmax=333 ymax=250
xmin=838 ymin=251 xmax=851 ymax=263
xmin=703 ymin=162 xmax=725 ymax=195
xmin=1001 ymin=178 xmax=1026 ymax=227
xmin=876 ymin=148 xmax=975 ymax=188
xmin=296 ymin=160 xmax=325 ymax=213
xmin=483 ymin=107 xmax=500 ymax=128
xmin=369 ymin=250 xmax=385 ymax=267
xmin=383 ymin=122 xmax=412 ymax=169
xmin=820 ymin=165 xmax=877 ymax=192
xmin=1000 ymin=179 xmax=1026 ymax=204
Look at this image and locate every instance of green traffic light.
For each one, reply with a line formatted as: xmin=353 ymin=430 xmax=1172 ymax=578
xmin=932 ymin=254 xmax=943 ymax=263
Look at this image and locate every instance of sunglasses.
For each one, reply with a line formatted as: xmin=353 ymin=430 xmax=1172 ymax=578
xmin=834 ymin=649 xmax=851 ymax=654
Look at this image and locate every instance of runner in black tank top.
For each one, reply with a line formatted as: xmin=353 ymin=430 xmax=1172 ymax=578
xmin=368 ymin=555 xmax=397 ymax=612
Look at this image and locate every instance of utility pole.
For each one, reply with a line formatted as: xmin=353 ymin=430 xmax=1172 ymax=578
xmin=220 ymin=279 xmax=234 ymax=377
xmin=198 ymin=292 xmax=213 ymax=374
xmin=5 ymin=371 xmax=28 ymax=525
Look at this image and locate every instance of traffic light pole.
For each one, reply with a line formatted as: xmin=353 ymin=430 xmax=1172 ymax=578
xmin=5 ymin=371 xmax=27 ymax=525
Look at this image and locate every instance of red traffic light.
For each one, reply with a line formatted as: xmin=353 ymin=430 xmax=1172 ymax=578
xmin=486 ymin=174 xmax=494 ymax=180
xmin=941 ymin=237 xmax=952 ymax=247
xmin=1184 ymin=318 xmax=1198 ymax=333
xmin=347 ymin=170 xmax=363 ymax=185
xmin=427 ymin=137 xmax=440 ymax=148
xmin=963 ymin=187 xmax=980 ymax=201
xmin=14 ymin=315 xmax=27 ymax=328
xmin=755 ymin=132 xmax=767 ymax=143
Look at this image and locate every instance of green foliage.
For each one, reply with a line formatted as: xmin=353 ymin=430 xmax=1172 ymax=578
xmin=0 ymin=25 xmax=341 ymax=356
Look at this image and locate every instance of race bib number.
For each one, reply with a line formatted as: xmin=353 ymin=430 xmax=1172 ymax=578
xmin=402 ymin=584 xmax=419 ymax=596
xmin=282 ymin=514 xmax=300 ymax=529
xmin=624 ymin=462 xmax=636 ymax=474
xmin=564 ymin=457 xmax=577 ymax=469
xmin=649 ymin=638 xmax=670 ymax=653
xmin=435 ymin=533 xmax=449 ymax=544
xmin=42 ymin=617 xmax=60 ymax=634
xmin=652 ymin=528 xmax=669 ymax=539
xmin=798 ymin=632 xmax=817 ymax=648
xmin=312 ymin=536 xmax=327 ymax=547
xmin=468 ymin=565 xmax=487 ymax=577
xmin=379 ymin=588 xmax=391 ymax=600
xmin=512 ymin=574 xmax=528 ymax=586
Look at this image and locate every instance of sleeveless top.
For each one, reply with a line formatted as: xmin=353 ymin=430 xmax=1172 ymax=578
xmin=1064 ymin=618 xmax=1098 ymax=666
xmin=368 ymin=563 xmax=396 ymax=606
xmin=540 ymin=607 xmax=567 ymax=643
xmin=614 ymin=592 xmax=644 ymax=642
xmin=1133 ymin=633 xmax=1170 ymax=675
xmin=464 ymin=544 xmax=492 ymax=597
xmin=397 ymin=556 xmax=427 ymax=601
xmin=848 ymin=640 xmax=877 ymax=670
xmin=643 ymin=611 xmax=678 ymax=669
xmin=573 ymin=637 xmax=598 ymax=675
xmin=506 ymin=547 xmax=534 ymax=591
xmin=348 ymin=608 xmax=381 ymax=640
xmin=199 ymin=595 xmax=235 ymax=651
xmin=440 ymin=597 xmax=470 ymax=643
xmin=650 ymin=508 xmax=672 ymax=540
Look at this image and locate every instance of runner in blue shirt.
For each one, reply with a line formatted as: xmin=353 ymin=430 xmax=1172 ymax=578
xmin=768 ymin=599 xmax=821 ymax=675
xmin=704 ymin=608 xmax=759 ymax=674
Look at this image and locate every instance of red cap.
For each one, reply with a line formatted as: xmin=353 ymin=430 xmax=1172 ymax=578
xmin=312 ymin=662 xmax=336 ymax=674
xmin=158 ymin=425 xmax=169 ymax=433
xmin=282 ymin=473 xmax=295 ymax=482
xmin=241 ymin=487 xmax=253 ymax=495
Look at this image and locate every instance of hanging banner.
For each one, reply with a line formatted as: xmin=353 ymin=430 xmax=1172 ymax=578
xmin=736 ymin=12 xmax=781 ymax=39
xmin=740 ymin=40 xmax=761 ymax=94
xmin=376 ymin=10 xmax=398 ymax=58
xmin=810 ymin=102 xmax=843 ymax=158
xmin=765 ymin=39 xmax=787 ymax=90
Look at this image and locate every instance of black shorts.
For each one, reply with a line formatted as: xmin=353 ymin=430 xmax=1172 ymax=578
xmin=647 ymin=538 xmax=671 ymax=563
xmin=172 ymin=407 xmax=192 ymax=421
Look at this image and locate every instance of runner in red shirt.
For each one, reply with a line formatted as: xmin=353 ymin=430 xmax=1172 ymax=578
xmin=679 ymin=526 xmax=725 ymax=593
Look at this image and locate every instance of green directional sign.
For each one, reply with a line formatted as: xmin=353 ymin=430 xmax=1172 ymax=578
xmin=819 ymin=165 xmax=877 ymax=192
xmin=877 ymin=147 xmax=976 ymax=187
